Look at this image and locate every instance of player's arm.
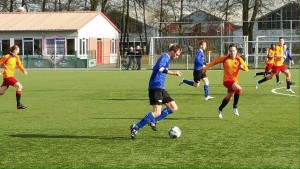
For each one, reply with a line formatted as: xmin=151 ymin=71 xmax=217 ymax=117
xmin=286 ymin=50 xmax=294 ymax=64
xmin=0 ymin=55 xmax=7 ymax=65
xmin=203 ymin=56 xmax=225 ymax=72
xmin=238 ymin=57 xmax=249 ymax=72
xmin=159 ymin=67 xmax=182 ymax=77
xmin=16 ymin=56 xmax=27 ymax=75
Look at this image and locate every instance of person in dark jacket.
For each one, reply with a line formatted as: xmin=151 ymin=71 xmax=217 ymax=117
xmin=135 ymin=46 xmax=143 ymax=70
xmin=126 ymin=47 xmax=135 ymax=70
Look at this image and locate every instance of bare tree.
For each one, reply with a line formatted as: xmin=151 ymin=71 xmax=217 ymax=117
xmin=100 ymin=0 xmax=109 ymax=14
xmin=10 ymin=0 xmax=14 ymax=12
xmin=90 ymin=0 xmax=99 ymax=11
xmin=120 ymin=0 xmax=126 ymax=56
xmin=41 ymin=0 xmax=47 ymax=11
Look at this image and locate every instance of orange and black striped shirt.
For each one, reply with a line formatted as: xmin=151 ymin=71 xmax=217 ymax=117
xmin=204 ymin=55 xmax=249 ymax=83
xmin=0 ymin=54 xmax=26 ymax=78
xmin=274 ymin=45 xmax=284 ymax=66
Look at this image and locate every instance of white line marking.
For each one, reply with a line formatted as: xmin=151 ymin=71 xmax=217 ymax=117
xmin=271 ymin=86 xmax=299 ymax=97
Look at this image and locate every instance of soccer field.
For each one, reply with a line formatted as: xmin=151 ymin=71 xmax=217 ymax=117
xmin=0 ymin=69 xmax=298 ymax=168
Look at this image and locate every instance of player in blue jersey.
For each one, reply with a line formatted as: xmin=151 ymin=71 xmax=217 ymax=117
xmin=130 ymin=44 xmax=182 ymax=140
xmin=179 ymin=40 xmax=214 ymax=100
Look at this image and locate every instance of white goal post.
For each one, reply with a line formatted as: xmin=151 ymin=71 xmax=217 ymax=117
xmin=148 ymin=36 xmax=248 ymax=70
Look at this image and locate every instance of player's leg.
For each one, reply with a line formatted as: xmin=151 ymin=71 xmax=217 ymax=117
xmin=154 ymin=101 xmax=176 ymax=122
xmin=282 ymin=69 xmax=294 ymax=93
xmin=130 ymin=89 xmax=162 ymax=139
xmin=256 ymin=69 xmax=276 ymax=89
xmin=130 ymin=105 xmax=158 ymax=140
xmin=0 ymin=85 xmax=8 ymax=95
xmin=14 ymin=81 xmax=26 ymax=109
xmin=218 ymin=80 xmax=234 ymax=118
xmin=202 ymin=77 xmax=214 ymax=100
xmin=149 ymin=90 xmax=176 ymax=131
xmin=218 ymin=92 xmax=233 ymax=119
xmin=232 ymin=83 xmax=242 ymax=116
xmin=254 ymin=71 xmax=264 ymax=78
xmin=276 ymin=72 xmax=281 ymax=84
xmin=179 ymin=70 xmax=200 ymax=87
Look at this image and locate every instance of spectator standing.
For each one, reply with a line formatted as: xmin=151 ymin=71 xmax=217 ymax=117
xmin=135 ymin=46 xmax=143 ymax=70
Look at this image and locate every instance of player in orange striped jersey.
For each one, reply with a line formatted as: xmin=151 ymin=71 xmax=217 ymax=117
xmin=254 ymin=44 xmax=275 ymax=77
xmin=203 ymin=43 xmax=249 ymax=118
xmin=0 ymin=45 xmax=27 ymax=109
xmin=256 ymin=37 xmax=294 ymax=93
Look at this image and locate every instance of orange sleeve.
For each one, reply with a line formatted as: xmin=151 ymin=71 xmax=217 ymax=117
xmin=0 ymin=55 xmax=8 ymax=64
xmin=203 ymin=56 xmax=226 ymax=72
xmin=238 ymin=56 xmax=249 ymax=72
xmin=16 ymin=56 xmax=26 ymax=73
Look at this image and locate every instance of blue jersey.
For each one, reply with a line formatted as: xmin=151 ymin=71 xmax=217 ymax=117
xmin=148 ymin=53 xmax=170 ymax=89
xmin=193 ymin=49 xmax=206 ymax=70
xmin=283 ymin=48 xmax=293 ymax=63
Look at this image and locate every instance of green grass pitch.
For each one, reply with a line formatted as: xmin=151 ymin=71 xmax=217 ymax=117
xmin=0 ymin=69 xmax=298 ymax=168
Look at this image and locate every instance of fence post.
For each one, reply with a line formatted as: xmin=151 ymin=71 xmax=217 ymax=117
xmin=207 ymin=50 xmax=211 ymax=63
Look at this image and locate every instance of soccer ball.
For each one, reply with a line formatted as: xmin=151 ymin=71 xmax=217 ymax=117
xmin=168 ymin=126 xmax=181 ymax=138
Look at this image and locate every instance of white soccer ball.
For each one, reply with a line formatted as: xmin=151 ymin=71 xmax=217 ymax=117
xmin=168 ymin=126 xmax=181 ymax=138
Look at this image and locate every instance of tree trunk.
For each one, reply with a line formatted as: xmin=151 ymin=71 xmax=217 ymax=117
xmin=141 ymin=0 xmax=149 ymax=54
xmin=134 ymin=0 xmax=143 ymax=52
xmin=90 ymin=0 xmax=99 ymax=11
xmin=41 ymin=0 xmax=47 ymax=12
xmin=100 ymin=0 xmax=109 ymax=14
xmin=67 ymin=0 xmax=71 ymax=11
xmin=242 ymin=0 xmax=249 ymax=36
xmin=120 ymin=0 xmax=126 ymax=57
xmin=54 ymin=0 xmax=57 ymax=11
xmin=159 ymin=0 xmax=163 ymax=36
xmin=178 ymin=0 xmax=183 ymax=36
xmin=10 ymin=0 xmax=14 ymax=12
xmin=125 ymin=0 xmax=130 ymax=50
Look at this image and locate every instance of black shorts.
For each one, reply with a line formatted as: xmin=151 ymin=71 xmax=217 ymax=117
xmin=148 ymin=88 xmax=174 ymax=105
xmin=193 ymin=70 xmax=207 ymax=83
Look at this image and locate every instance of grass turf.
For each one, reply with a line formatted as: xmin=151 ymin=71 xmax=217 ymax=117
xmin=0 ymin=69 xmax=298 ymax=168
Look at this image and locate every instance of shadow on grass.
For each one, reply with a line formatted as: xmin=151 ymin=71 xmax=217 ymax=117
xmin=105 ymin=98 xmax=148 ymax=101
xmin=91 ymin=117 xmax=219 ymax=120
xmin=9 ymin=134 xmax=128 ymax=140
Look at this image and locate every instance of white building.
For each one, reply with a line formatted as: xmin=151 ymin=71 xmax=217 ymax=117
xmin=0 ymin=11 xmax=120 ymax=68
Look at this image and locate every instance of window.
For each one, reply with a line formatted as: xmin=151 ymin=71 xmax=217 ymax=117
xmin=79 ymin=39 xmax=82 ymax=55
xmin=34 ymin=39 xmax=42 ymax=55
xmin=24 ymin=38 xmax=33 ymax=56
xmin=79 ymin=38 xmax=88 ymax=55
xmin=111 ymin=39 xmax=116 ymax=54
xmin=66 ymin=39 xmax=75 ymax=55
xmin=45 ymin=37 xmax=65 ymax=56
xmin=1 ymin=40 xmax=10 ymax=55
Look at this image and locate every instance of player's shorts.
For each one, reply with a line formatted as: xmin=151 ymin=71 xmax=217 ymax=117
xmin=1 ymin=77 xmax=18 ymax=87
xmin=264 ymin=63 xmax=273 ymax=73
xmin=193 ymin=70 xmax=207 ymax=83
xmin=271 ymin=65 xmax=287 ymax=74
xmin=148 ymin=88 xmax=174 ymax=105
xmin=223 ymin=79 xmax=235 ymax=93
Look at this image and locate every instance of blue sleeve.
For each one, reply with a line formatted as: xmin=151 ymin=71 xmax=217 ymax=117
xmin=194 ymin=50 xmax=205 ymax=69
xmin=287 ymin=50 xmax=293 ymax=61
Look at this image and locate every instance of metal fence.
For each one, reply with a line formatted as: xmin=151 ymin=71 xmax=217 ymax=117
xmin=147 ymin=35 xmax=299 ymax=70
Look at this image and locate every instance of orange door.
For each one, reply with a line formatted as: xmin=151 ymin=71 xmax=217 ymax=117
xmin=97 ymin=39 xmax=103 ymax=64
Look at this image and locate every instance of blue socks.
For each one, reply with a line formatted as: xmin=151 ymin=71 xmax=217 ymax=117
xmin=183 ymin=79 xmax=194 ymax=86
xmin=135 ymin=112 xmax=155 ymax=130
xmin=204 ymin=85 xmax=209 ymax=97
xmin=135 ymin=108 xmax=173 ymax=130
xmin=155 ymin=108 xmax=173 ymax=122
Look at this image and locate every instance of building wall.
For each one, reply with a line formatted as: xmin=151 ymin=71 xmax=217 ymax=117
xmin=78 ymin=15 xmax=119 ymax=39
